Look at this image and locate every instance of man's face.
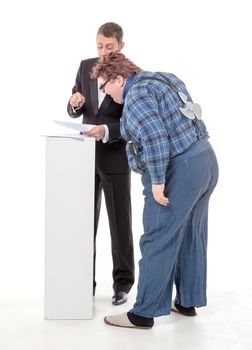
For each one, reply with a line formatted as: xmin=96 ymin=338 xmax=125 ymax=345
xmin=99 ymin=76 xmax=124 ymax=104
xmin=96 ymin=34 xmax=124 ymax=57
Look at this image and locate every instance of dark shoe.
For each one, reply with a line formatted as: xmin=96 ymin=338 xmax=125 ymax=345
xmin=112 ymin=291 xmax=127 ymax=305
xmin=172 ymin=301 xmax=197 ymax=316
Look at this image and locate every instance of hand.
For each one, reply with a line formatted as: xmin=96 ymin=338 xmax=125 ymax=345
xmin=70 ymin=92 xmax=85 ymax=108
xmin=152 ymin=183 xmax=169 ymax=206
xmin=84 ymin=125 xmax=105 ymax=141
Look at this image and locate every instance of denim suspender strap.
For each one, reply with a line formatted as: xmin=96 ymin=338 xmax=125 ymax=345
xmin=137 ymin=74 xmax=204 ymax=140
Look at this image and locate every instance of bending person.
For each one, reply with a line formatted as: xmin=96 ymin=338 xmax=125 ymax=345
xmin=91 ymin=52 xmax=219 ymax=329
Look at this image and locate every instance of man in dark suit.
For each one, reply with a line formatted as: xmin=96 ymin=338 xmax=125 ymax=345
xmin=67 ymin=22 xmax=134 ymax=305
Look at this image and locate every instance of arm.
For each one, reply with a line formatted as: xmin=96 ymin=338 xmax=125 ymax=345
xmin=67 ymin=62 xmax=86 ymax=118
xmin=127 ymin=92 xmax=170 ymax=205
xmin=129 ymin=92 xmax=170 ymax=184
xmin=84 ymin=121 xmax=122 ymax=143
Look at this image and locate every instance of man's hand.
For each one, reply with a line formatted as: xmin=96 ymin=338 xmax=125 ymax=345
xmin=84 ymin=125 xmax=105 ymax=141
xmin=152 ymin=183 xmax=169 ymax=206
xmin=70 ymin=92 xmax=85 ymax=108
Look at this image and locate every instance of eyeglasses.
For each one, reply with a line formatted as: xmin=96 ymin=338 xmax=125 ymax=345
xmin=99 ymin=79 xmax=111 ymax=93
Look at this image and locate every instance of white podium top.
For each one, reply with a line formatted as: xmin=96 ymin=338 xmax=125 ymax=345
xmin=42 ymin=134 xmax=94 ymax=141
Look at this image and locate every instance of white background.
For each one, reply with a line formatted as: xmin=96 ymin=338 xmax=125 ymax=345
xmin=0 ymin=0 xmax=251 ymax=303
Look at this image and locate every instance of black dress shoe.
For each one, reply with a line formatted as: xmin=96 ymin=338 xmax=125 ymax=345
xmin=112 ymin=291 xmax=128 ymax=305
xmin=172 ymin=302 xmax=197 ymax=316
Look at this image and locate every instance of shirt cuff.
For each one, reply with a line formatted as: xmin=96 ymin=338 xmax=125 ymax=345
xmin=102 ymin=125 xmax=109 ymax=143
xmin=150 ymin=173 xmax=166 ymax=184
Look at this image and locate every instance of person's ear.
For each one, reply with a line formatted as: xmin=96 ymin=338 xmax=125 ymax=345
xmin=118 ymin=42 xmax=124 ymax=51
xmin=116 ymin=75 xmax=124 ymax=87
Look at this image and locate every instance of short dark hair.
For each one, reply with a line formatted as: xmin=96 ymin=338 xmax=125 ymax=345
xmin=97 ymin=22 xmax=123 ymax=43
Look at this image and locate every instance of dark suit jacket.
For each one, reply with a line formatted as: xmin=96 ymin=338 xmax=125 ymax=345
xmin=67 ymin=58 xmax=130 ymax=174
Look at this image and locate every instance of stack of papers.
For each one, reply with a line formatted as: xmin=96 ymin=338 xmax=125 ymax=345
xmin=41 ymin=120 xmax=96 ymax=139
xmin=53 ymin=120 xmax=95 ymax=133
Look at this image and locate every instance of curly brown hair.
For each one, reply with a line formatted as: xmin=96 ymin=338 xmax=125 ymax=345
xmin=91 ymin=52 xmax=142 ymax=80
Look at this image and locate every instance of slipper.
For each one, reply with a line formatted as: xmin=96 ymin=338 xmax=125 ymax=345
xmin=104 ymin=313 xmax=153 ymax=329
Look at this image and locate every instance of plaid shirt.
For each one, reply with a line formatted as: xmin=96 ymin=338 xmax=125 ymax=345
xmin=120 ymin=71 xmax=208 ymax=184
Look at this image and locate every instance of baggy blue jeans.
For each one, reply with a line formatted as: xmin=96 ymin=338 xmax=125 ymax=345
xmin=131 ymin=139 xmax=219 ymax=318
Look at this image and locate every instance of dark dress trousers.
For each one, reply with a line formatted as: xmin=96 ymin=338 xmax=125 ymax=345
xmin=67 ymin=58 xmax=134 ymax=293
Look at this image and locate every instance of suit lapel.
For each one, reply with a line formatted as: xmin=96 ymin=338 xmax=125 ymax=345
xmin=90 ymin=78 xmax=99 ymax=115
xmin=98 ymin=94 xmax=112 ymax=113
xmin=89 ymin=79 xmax=112 ymax=115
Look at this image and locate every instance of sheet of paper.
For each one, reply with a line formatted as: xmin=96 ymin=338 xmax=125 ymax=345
xmin=41 ymin=133 xmax=86 ymax=139
xmin=53 ymin=120 xmax=95 ymax=133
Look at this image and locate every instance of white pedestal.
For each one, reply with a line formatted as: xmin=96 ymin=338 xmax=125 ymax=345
xmin=44 ymin=136 xmax=95 ymax=319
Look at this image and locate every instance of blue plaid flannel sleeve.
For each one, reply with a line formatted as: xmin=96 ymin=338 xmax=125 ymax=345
xmin=125 ymin=92 xmax=170 ymax=184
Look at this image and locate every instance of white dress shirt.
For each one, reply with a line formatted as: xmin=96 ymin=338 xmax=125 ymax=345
xmin=71 ymin=79 xmax=109 ymax=143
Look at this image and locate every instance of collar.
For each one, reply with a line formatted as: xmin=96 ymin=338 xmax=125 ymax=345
xmin=123 ymin=74 xmax=139 ymax=100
